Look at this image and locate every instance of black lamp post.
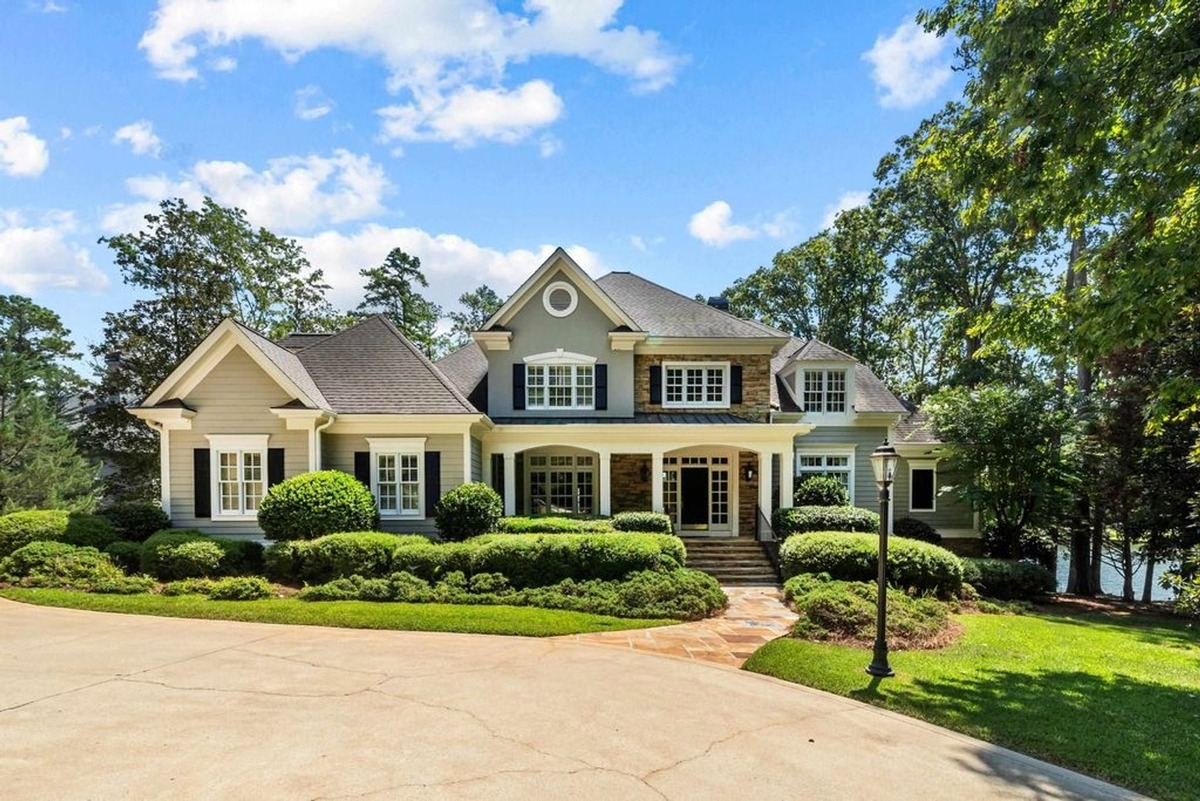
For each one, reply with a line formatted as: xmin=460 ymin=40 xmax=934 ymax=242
xmin=866 ymin=439 xmax=899 ymax=678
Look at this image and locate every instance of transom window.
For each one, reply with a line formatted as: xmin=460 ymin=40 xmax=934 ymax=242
xmin=525 ymin=350 xmax=596 ymax=410
xmin=207 ymin=435 xmax=269 ymax=519
xmin=802 ymin=369 xmax=847 ymax=413
xmin=797 ymin=450 xmax=855 ymax=503
xmin=664 ymin=362 xmax=729 ymax=408
xmin=528 ymin=453 xmax=594 ymax=515
xmin=368 ymin=438 xmax=425 ymax=517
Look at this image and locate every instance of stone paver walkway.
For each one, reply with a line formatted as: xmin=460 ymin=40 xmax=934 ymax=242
xmin=567 ymin=585 xmax=798 ymax=667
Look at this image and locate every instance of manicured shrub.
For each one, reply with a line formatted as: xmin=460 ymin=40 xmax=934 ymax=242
xmin=792 ymin=475 xmax=850 ymax=507
xmin=779 ymin=531 xmax=963 ymax=598
xmin=140 ymin=530 xmax=263 ymax=580
xmin=256 ymin=470 xmax=379 ymax=541
xmin=611 ymin=511 xmax=673 ymax=534
xmin=162 ymin=578 xmax=218 ymax=596
xmin=783 ymin=575 xmax=951 ymax=647
xmin=459 ymin=533 xmax=685 ymax=587
xmin=99 ymin=502 xmax=170 ymax=542
xmin=1 ymin=542 xmax=154 ymax=593
xmin=468 ymin=572 xmax=510 ymax=594
xmin=207 ymin=576 xmax=273 ymax=601
xmin=263 ymin=532 xmax=430 ymax=584
xmin=773 ymin=506 xmax=880 ymax=538
xmin=962 ymin=558 xmax=1055 ymax=600
xmin=434 ymin=482 xmax=503 ymax=541
xmin=0 ymin=510 xmax=119 ymax=557
xmin=496 ymin=516 xmax=614 ymax=534
xmin=162 ymin=540 xmax=224 ymax=579
xmin=1 ymin=540 xmax=77 ymax=578
xmin=893 ymin=517 xmax=942 ymax=544
xmin=103 ymin=540 xmax=143 ymax=572
xmin=215 ymin=539 xmax=265 ymax=575
xmin=140 ymin=530 xmax=209 ymax=577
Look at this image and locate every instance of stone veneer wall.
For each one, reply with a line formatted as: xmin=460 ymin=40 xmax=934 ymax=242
xmin=610 ymin=453 xmax=651 ymax=514
xmin=738 ymin=451 xmax=758 ymax=538
xmin=634 ymin=354 xmax=772 ymax=421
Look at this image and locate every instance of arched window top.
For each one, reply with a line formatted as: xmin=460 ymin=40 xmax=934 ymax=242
xmin=523 ymin=349 xmax=597 ymax=365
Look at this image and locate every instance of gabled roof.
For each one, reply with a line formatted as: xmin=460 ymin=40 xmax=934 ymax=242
xmin=277 ymin=332 xmax=333 ymax=351
xmin=231 ymin=320 xmax=330 ymax=409
xmin=770 ymin=335 xmax=907 ymax=414
xmin=435 ymin=341 xmax=489 ymax=413
xmin=483 ymin=248 xmax=640 ymax=332
xmin=894 ymin=409 xmax=942 ymax=444
xmin=789 ymin=339 xmax=858 ymax=362
xmin=595 ymin=272 xmax=790 ymax=340
xmin=296 ymin=316 xmax=477 ymax=414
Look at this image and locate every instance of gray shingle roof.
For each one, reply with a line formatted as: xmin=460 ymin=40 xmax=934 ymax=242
xmin=295 ymin=316 xmax=476 ymax=414
xmin=595 ymin=272 xmax=790 ymax=339
xmin=894 ymin=409 xmax=942 ymax=444
xmin=791 ymin=339 xmax=859 ymax=362
xmin=232 ymin=320 xmax=330 ymax=409
xmin=768 ymin=335 xmax=907 ymax=414
xmin=435 ymin=341 xmax=489 ymax=413
xmin=277 ymin=332 xmax=333 ymax=351
xmin=853 ymin=364 xmax=908 ymax=414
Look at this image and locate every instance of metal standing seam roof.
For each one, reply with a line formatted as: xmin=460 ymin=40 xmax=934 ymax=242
xmin=489 ymin=413 xmax=758 ymax=425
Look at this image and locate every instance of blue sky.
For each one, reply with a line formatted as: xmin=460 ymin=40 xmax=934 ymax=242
xmin=0 ymin=1 xmax=961 ymax=357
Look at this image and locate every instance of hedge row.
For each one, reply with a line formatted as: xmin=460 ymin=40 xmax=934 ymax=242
xmin=266 ymin=531 xmax=686 ymax=588
xmin=496 ymin=516 xmax=614 ymax=534
xmin=779 ymin=531 xmax=963 ymax=598
xmin=139 ymin=530 xmax=264 ymax=581
xmin=0 ymin=510 xmax=121 ymax=557
xmin=773 ymin=506 xmax=880 ymax=538
xmin=961 ymin=558 xmax=1055 ymax=600
xmin=0 ymin=541 xmax=155 ymax=594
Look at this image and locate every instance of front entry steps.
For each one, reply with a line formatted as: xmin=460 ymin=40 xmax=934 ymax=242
xmin=682 ymin=537 xmax=780 ymax=586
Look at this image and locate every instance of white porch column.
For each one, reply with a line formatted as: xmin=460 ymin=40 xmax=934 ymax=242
xmin=462 ymin=433 xmax=473 ymax=484
xmin=779 ymin=449 xmax=795 ymax=511
xmin=598 ymin=451 xmax=612 ymax=516
xmin=758 ymin=451 xmax=772 ymax=517
xmin=651 ymin=451 xmax=664 ymax=513
xmin=482 ymin=446 xmax=492 ymax=485
xmin=159 ymin=427 xmax=171 ymax=517
xmin=503 ymin=452 xmax=517 ymax=516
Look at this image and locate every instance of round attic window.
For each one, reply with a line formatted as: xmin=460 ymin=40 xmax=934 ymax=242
xmin=542 ymin=281 xmax=578 ymax=317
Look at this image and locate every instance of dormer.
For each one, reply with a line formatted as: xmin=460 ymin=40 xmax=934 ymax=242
xmin=777 ymin=340 xmax=859 ymax=424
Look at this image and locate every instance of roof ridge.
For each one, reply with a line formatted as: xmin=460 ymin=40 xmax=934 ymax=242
xmin=599 ymin=271 xmax=790 ymax=338
xmin=369 ymin=315 xmax=479 ymax=413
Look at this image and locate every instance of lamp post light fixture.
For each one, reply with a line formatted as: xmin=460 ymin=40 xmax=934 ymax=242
xmin=866 ymin=439 xmax=900 ymax=678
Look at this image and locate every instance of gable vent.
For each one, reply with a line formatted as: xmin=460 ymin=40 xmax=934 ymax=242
xmin=543 ymin=281 xmax=578 ymax=317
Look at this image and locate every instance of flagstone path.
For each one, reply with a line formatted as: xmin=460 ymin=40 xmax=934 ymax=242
xmin=565 ymin=585 xmax=798 ymax=668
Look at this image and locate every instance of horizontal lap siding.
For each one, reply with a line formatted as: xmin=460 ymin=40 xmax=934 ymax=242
xmin=792 ymin=426 xmax=888 ymax=511
xmin=471 ymin=437 xmax=483 ymax=482
xmin=169 ymin=345 xmax=308 ymax=538
xmin=892 ymin=464 xmax=976 ymax=531
xmin=322 ymin=432 xmax=465 ymax=535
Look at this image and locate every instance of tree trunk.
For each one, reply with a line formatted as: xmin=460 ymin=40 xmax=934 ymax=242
xmin=1141 ymin=556 xmax=1156 ymax=603
xmin=1121 ymin=537 xmax=1135 ymax=601
xmin=1090 ymin=516 xmax=1104 ymax=595
xmin=1065 ymin=233 xmax=1096 ymax=597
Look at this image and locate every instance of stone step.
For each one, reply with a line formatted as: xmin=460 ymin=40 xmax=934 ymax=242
xmin=693 ymin=567 xmax=780 ymax=578
xmin=687 ymin=559 xmax=773 ymax=568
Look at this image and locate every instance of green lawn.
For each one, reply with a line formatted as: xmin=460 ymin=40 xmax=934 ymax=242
xmin=744 ymin=608 xmax=1199 ymax=801
xmin=0 ymin=588 xmax=674 ymax=637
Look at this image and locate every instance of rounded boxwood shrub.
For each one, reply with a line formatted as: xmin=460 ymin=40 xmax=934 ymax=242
xmin=264 ymin=532 xmax=430 ymax=584
xmin=256 ymin=471 xmax=379 ymax=541
xmin=611 ymin=511 xmax=673 ymax=533
xmin=103 ymin=540 xmax=144 ymax=572
xmin=962 ymin=558 xmax=1055 ymax=600
xmin=139 ymin=530 xmax=262 ymax=580
xmin=0 ymin=510 xmax=119 ymax=557
xmin=893 ymin=517 xmax=942 ymax=544
xmin=99 ymin=502 xmax=170 ymax=542
xmin=793 ymin=476 xmax=850 ymax=507
xmin=162 ymin=540 xmax=225 ymax=579
xmin=773 ymin=506 xmax=880 ymax=538
xmin=1 ymin=540 xmax=77 ymax=578
xmin=434 ymin=482 xmax=503 ymax=541
xmin=780 ymin=531 xmax=963 ymax=598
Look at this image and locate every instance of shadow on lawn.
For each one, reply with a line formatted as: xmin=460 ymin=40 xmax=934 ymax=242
xmin=850 ymin=667 xmax=1198 ymax=801
xmin=1030 ymin=609 xmax=1199 ymax=650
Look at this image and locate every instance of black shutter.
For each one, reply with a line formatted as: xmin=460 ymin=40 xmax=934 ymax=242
xmin=491 ymin=453 xmax=505 ymax=497
xmin=267 ymin=448 xmax=285 ymax=487
xmin=730 ymin=364 xmax=744 ymax=404
xmin=354 ymin=452 xmax=371 ymax=486
xmin=193 ymin=448 xmax=211 ymax=519
xmin=649 ymin=365 xmax=663 ymax=405
xmin=424 ymin=451 xmax=441 ymax=514
xmin=595 ymin=363 xmax=608 ymax=411
xmin=512 ymin=363 xmax=526 ymax=410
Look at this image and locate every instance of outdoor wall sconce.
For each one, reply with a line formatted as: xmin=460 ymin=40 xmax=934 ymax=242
xmin=742 ymin=465 xmax=755 ymax=482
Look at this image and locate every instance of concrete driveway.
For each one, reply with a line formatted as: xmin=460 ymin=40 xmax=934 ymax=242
xmin=0 ymin=599 xmax=1142 ymax=801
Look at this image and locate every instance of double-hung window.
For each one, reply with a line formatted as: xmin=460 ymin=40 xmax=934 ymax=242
xmin=206 ymin=434 xmax=268 ymax=519
xmin=802 ymin=369 xmax=847 ymax=412
xmin=368 ymin=438 xmax=424 ymax=517
xmin=524 ymin=351 xmax=596 ymax=410
xmin=663 ymin=362 xmax=728 ymax=408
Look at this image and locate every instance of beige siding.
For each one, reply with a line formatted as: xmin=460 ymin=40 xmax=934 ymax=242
xmin=169 ymin=345 xmax=309 ymax=538
xmin=322 ymin=432 xmax=466 ymax=535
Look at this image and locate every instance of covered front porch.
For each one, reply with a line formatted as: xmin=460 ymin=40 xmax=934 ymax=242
xmin=482 ymin=419 xmax=808 ymax=537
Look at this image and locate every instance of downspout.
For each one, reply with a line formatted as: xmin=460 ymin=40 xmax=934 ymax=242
xmin=313 ymin=413 xmax=336 ymax=471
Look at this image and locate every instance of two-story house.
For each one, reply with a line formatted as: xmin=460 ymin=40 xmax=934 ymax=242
xmin=130 ymin=248 xmax=979 ymax=550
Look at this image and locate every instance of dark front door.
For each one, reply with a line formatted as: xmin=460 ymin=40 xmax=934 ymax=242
xmin=680 ymin=467 xmax=709 ymax=529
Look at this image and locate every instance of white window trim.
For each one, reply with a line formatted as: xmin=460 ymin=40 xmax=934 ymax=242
xmin=523 ymin=350 xmax=597 ymax=411
xmin=801 ymin=368 xmax=849 ymax=413
xmin=525 ymin=451 xmax=597 ymax=516
xmin=795 ymin=444 xmax=857 ymax=505
xmin=542 ymin=281 xmax=579 ymax=318
xmin=206 ymin=434 xmax=269 ymax=520
xmin=367 ymin=437 xmax=426 ymax=518
xmin=909 ymin=460 xmax=938 ymax=514
xmin=662 ymin=361 xmax=730 ymax=409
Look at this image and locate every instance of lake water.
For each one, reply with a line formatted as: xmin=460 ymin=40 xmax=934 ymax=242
xmin=1054 ymin=546 xmax=1177 ymax=601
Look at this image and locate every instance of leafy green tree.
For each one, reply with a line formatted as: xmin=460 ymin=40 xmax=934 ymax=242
xmin=356 ymin=248 xmax=442 ymax=357
xmin=925 ymin=383 xmax=1075 ymax=560
xmin=446 ymin=284 xmax=502 ymax=348
xmin=84 ymin=197 xmax=338 ymax=501
xmin=0 ymin=296 xmax=97 ymax=511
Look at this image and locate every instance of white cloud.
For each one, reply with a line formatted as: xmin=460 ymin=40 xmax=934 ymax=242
xmin=113 ymin=120 xmax=163 ymax=157
xmin=40 ymin=1 xmax=67 ymax=12
xmin=0 ymin=210 xmax=108 ymax=293
xmin=139 ymin=0 xmax=684 ymax=146
xmin=629 ymin=234 xmax=646 ymax=252
xmin=538 ymin=134 xmax=562 ymax=158
xmin=689 ymin=200 xmax=792 ymax=248
xmin=378 ymin=80 xmax=564 ymax=146
xmin=0 ymin=117 xmax=50 ymax=178
xmin=863 ymin=19 xmax=953 ymax=109
xmin=295 ymin=225 xmax=604 ymax=310
xmin=821 ymin=190 xmax=870 ymax=229
xmin=295 ymin=84 xmax=334 ymax=121
xmin=209 ymin=55 xmax=237 ymax=72
xmin=102 ymin=149 xmax=391 ymax=233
